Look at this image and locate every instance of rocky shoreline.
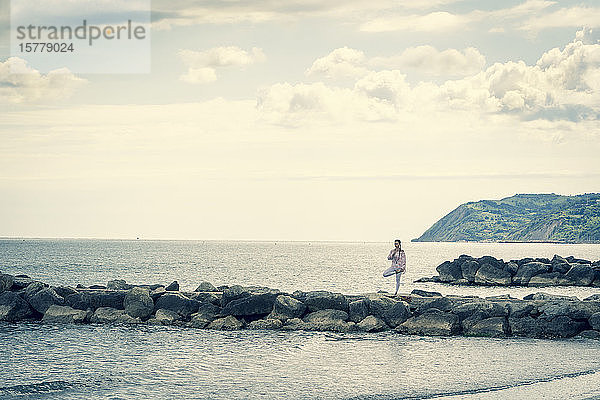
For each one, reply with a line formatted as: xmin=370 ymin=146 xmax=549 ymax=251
xmin=1 ymin=272 xmax=600 ymax=340
xmin=417 ymin=255 xmax=600 ymax=287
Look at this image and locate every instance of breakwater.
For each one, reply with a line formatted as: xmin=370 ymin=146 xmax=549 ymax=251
xmin=417 ymin=255 xmax=600 ymax=287
xmin=1 ymin=272 xmax=600 ymax=340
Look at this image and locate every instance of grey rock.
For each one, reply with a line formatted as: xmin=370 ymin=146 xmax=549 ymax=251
xmin=12 ymin=275 xmax=34 ymax=290
xmin=505 ymin=262 xmax=519 ymax=276
xmin=304 ymin=291 xmax=348 ymax=312
xmin=89 ymin=285 xmax=107 ymax=289
xmin=303 ymin=309 xmax=349 ymax=323
xmin=382 ymin=301 xmax=411 ymax=327
xmin=89 ymin=307 xmax=141 ymax=324
xmin=584 ymin=294 xmax=600 ymax=301
xmin=477 ymin=256 xmax=504 ymax=269
xmin=578 ymin=330 xmax=600 ymax=340
xmin=460 ymin=260 xmax=480 ymax=282
xmin=281 ymin=318 xmax=307 ymax=331
xmin=150 ymin=286 xmax=166 ymax=301
xmin=357 ymin=315 xmax=388 ymax=332
xmin=506 ymin=301 xmax=536 ymax=318
xmin=551 ymin=255 xmax=569 ymax=265
xmin=538 ymin=302 xmax=600 ymax=320
xmin=221 ymin=285 xmax=250 ymax=307
xmin=189 ymin=292 xmax=220 ymax=305
xmin=411 ymin=289 xmax=442 ymax=297
xmin=528 ymin=272 xmax=563 ymax=287
xmin=107 ymin=279 xmax=132 ymax=290
xmin=221 ymin=293 xmax=278 ymax=317
xmin=348 ymin=299 xmax=370 ymax=323
xmin=551 ymin=263 xmax=571 ymax=275
xmin=509 ymin=316 xmax=544 ymax=338
xmin=413 ymin=296 xmax=453 ymax=314
xmin=450 ymin=279 xmax=469 ymax=285
xmin=28 ymin=288 xmax=65 ymax=314
xmin=0 ymin=291 xmax=33 ymax=321
xmin=23 ymin=281 xmax=47 ymax=302
xmin=165 ymin=281 xmax=179 ymax=291
xmin=523 ymin=292 xmax=579 ymax=301
xmin=154 ymin=293 xmax=199 ymax=318
xmin=124 ymin=287 xmax=154 ymax=319
xmin=187 ymin=303 xmax=221 ymax=328
xmin=452 ymin=300 xmax=507 ymax=321
xmin=566 ymin=256 xmax=591 ymax=264
xmin=42 ymin=305 xmax=89 ymax=323
xmin=53 ymin=286 xmax=79 ymax=299
xmin=367 ymin=296 xmax=399 ymax=319
xmin=396 ymin=309 xmax=460 ymax=336
xmin=436 ymin=261 xmax=462 ymax=282
xmin=464 ymin=317 xmax=508 ymax=337
xmin=269 ymin=295 xmax=306 ymax=321
xmin=564 ymin=265 xmax=596 ymax=286
xmin=248 ymin=319 xmax=283 ymax=330
xmin=149 ymin=309 xmax=181 ymax=325
xmin=474 ymin=263 xmax=512 ymax=286
xmin=544 ymin=315 xmax=586 ymax=338
xmin=589 ymin=312 xmax=600 ymax=330
xmin=0 ymin=274 xmax=14 ymax=293
xmin=195 ymin=281 xmax=218 ymax=292
xmin=513 ymin=262 xmax=550 ymax=286
xmin=208 ymin=315 xmax=243 ymax=330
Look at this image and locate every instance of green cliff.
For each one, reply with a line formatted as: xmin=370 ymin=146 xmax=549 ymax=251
xmin=413 ymin=193 xmax=600 ymax=243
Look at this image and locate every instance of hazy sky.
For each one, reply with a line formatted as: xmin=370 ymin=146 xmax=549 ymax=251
xmin=1 ymin=0 xmax=600 ymax=241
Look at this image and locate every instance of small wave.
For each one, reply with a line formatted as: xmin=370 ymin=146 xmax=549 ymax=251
xmin=346 ymin=368 xmax=600 ymax=399
xmin=0 ymin=380 xmax=74 ymax=395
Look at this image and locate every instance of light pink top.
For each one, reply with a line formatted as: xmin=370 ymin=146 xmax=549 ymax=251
xmin=388 ymin=249 xmax=406 ymax=271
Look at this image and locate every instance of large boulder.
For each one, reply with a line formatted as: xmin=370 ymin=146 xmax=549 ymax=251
xmin=460 ymin=261 xmax=480 ymax=282
xmin=542 ymin=315 xmax=587 ymax=338
xmin=165 ymin=281 xmax=179 ymax=291
xmin=357 ymin=316 xmax=388 ymax=332
xmin=23 ymin=281 xmax=47 ymax=302
xmin=367 ymin=296 xmax=399 ymax=319
xmin=509 ymin=316 xmax=544 ymax=338
xmin=28 ymin=288 xmax=65 ymax=314
xmin=248 ymin=319 xmax=283 ymax=330
xmin=463 ymin=317 xmax=508 ymax=337
xmin=89 ymin=307 xmax=141 ymax=324
xmin=42 ymin=305 xmax=89 ymax=323
xmin=53 ymin=286 xmax=79 ymax=299
xmin=221 ymin=285 xmax=250 ymax=307
xmin=303 ymin=309 xmax=354 ymax=332
xmin=65 ymin=290 xmax=126 ymax=311
xmin=303 ymin=309 xmax=348 ymax=323
xmin=348 ymin=299 xmax=370 ymax=323
xmin=474 ymin=263 xmax=512 ymax=286
xmin=303 ymin=291 xmax=348 ymax=312
xmin=187 ymin=302 xmax=221 ymax=328
xmin=208 ymin=315 xmax=243 ymax=330
xmin=124 ymin=287 xmax=154 ymax=319
xmin=523 ymin=292 xmax=579 ymax=301
xmin=154 ymin=293 xmax=199 ymax=318
xmin=589 ymin=312 xmax=600 ymax=330
xmin=0 ymin=274 xmax=14 ymax=293
xmin=269 ymin=295 xmax=306 ymax=321
xmin=148 ymin=309 xmax=181 ymax=325
xmin=195 ymin=281 xmax=218 ymax=292
xmin=0 ymin=291 xmax=33 ymax=321
xmin=513 ymin=262 xmax=550 ymax=285
xmin=436 ymin=261 xmax=462 ymax=282
xmin=538 ymin=301 xmax=600 ymax=321
xmin=11 ymin=275 xmax=34 ymax=290
xmin=107 ymin=280 xmax=132 ymax=290
xmin=528 ymin=272 xmax=563 ymax=287
xmin=221 ymin=293 xmax=278 ymax=318
xmin=396 ymin=309 xmax=460 ymax=336
xmin=413 ymin=296 xmax=453 ymax=314
xmin=563 ymin=265 xmax=596 ymax=286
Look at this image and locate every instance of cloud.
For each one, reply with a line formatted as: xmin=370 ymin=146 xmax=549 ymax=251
xmin=257 ymin=31 xmax=600 ymax=124
xmin=0 ymin=57 xmax=86 ymax=104
xmin=371 ymin=46 xmax=486 ymax=76
xmin=178 ymin=46 xmax=266 ymax=84
xmin=360 ymin=11 xmax=465 ymax=33
xmin=520 ymin=7 xmax=600 ymax=33
xmin=306 ymin=47 xmax=369 ymax=79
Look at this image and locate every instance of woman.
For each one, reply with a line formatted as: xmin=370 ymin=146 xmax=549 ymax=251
xmin=383 ymin=239 xmax=406 ymax=296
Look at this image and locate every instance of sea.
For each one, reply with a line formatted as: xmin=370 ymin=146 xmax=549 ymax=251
xmin=1 ymin=239 xmax=600 ymax=400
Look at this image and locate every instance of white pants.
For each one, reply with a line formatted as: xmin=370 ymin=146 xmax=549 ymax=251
xmin=383 ymin=266 xmax=404 ymax=294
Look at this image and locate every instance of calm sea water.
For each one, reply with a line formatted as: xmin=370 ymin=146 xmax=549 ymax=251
xmin=1 ymin=239 xmax=600 ymax=399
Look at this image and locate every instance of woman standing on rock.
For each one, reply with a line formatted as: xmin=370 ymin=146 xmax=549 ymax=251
xmin=383 ymin=239 xmax=406 ymax=296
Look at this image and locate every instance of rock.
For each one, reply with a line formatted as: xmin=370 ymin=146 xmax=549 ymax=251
xmin=28 ymin=288 xmax=65 ymax=314
xmin=89 ymin=285 xmax=106 ymax=289
xmin=149 ymin=309 xmax=181 ymax=325
xmin=248 ymin=319 xmax=283 ymax=330
xmin=589 ymin=312 xmax=600 ymax=330
xmin=154 ymin=293 xmax=199 ymax=319
xmin=516 ymin=257 xmax=534 ymax=266
xmin=12 ymin=275 xmax=34 ymax=290
xmin=221 ymin=293 xmax=278 ymax=318
xmin=107 ymin=280 xmax=132 ymax=290
xmin=150 ymin=286 xmax=166 ymax=301
xmin=551 ymin=263 xmax=571 ymax=275
xmin=578 ymin=330 xmax=600 ymax=340
xmin=505 ymin=262 xmax=519 ymax=276
xmin=208 ymin=315 xmax=243 ymax=330
xmin=460 ymin=260 xmax=480 ymax=282
xmin=42 ymin=305 xmax=89 ymax=323
xmin=543 ymin=315 xmax=586 ymax=338
xmin=187 ymin=302 xmax=221 ymax=328
xmin=436 ymin=261 xmax=462 ymax=282
xmin=413 ymin=296 xmax=453 ymax=314
xmin=584 ymin=294 xmax=600 ymax=301
xmin=413 ymin=276 xmax=441 ymax=283
xmin=304 ymin=291 xmax=348 ymax=312
xmin=52 ymin=286 xmax=79 ymax=299
xmin=566 ymin=256 xmax=591 ymax=264
xmin=411 ymin=289 xmax=442 ymax=297
xmin=357 ymin=316 xmax=388 ymax=332
xmin=477 ymin=256 xmax=504 ymax=269
xmin=348 ymin=299 xmax=370 ymax=323
xmin=513 ymin=262 xmax=550 ymax=286
xmin=124 ymin=287 xmax=154 ymax=319
xmin=78 ymin=290 xmax=126 ymax=310
xmin=281 ymin=318 xmax=308 ymax=331
xmin=509 ymin=316 xmax=544 ymax=338
xmin=382 ymin=301 xmax=411 ymax=327
xmin=506 ymin=301 xmax=536 ymax=318
xmin=303 ymin=309 xmax=349 ymax=323
xmin=269 ymin=295 xmax=306 ymax=321
xmin=535 ymin=257 xmax=551 ymax=264
xmin=396 ymin=309 xmax=460 ymax=336
xmin=463 ymin=317 xmax=508 ymax=337
xmin=195 ymin=281 xmax=218 ymax=292
xmin=551 ymin=255 xmax=569 ymax=265
xmin=450 ymin=279 xmax=469 ymax=285
xmin=474 ymin=263 xmax=512 ymax=286
xmin=564 ymin=265 xmax=595 ymax=286
xmin=89 ymin=307 xmax=141 ymax=324
xmin=523 ymin=292 xmax=579 ymax=301
xmin=221 ymin=285 xmax=250 ymax=307
xmin=0 ymin=274 xmax=14 ymax=293
xmin=528 ymin=272 xmax=563 ymax=287
xmin=367 ymin=296 xmax=399 ymax=319
xmin=452 ymin=300 xmax=507 ymax=322
xmin=0 ymin=291 xmax=33 ymax=321
xmin=165 ymin=281 xmax=179 ymax=291
xmin=23 ymin=281 xmax=46 ymax=301
xmin=538 ymin=301 xmax=600 ymax=320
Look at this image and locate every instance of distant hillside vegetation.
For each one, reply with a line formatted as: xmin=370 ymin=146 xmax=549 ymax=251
xmin=413 ymin=193 xmax=600 ymax=243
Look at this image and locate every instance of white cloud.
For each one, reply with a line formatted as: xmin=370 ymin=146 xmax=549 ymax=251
xmin=306 ymin=47 xmax=369 ymax=79
xmin=178 ymin=46 xmax=266 ymax=84
xmin=0 ymin=57 xmax=86 ymax=104
xmin=371 ymin=46 xmax=486 ymax=76
xmin=520 ymin=7 xmax=600 ymax=33
xmin=360 ymin=11 xmax=465 ymax=33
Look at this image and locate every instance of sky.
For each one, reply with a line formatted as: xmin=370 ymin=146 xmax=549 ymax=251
xmin=0 ymin=0 xmax=600 ymax=241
